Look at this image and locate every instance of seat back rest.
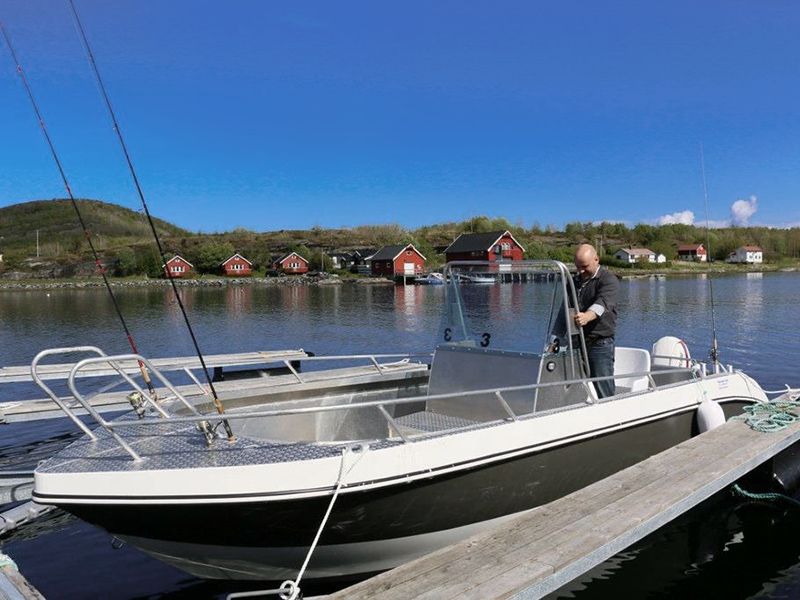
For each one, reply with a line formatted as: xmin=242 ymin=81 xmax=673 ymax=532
xmin=614 ymin=347 xmax=651 ymax=393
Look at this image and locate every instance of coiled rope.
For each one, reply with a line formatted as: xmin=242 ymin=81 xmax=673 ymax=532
xmin=732 ymin=399 xmax=800 ymax=433
xmin=730 ymin=396 xmax=800 ymax=507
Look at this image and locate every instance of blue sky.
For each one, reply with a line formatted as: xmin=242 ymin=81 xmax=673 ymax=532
xmin=2 ymin=1 xmax=799 ymax=232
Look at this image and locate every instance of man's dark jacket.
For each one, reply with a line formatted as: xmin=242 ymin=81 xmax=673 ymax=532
xmin=575 ymin=266 xmax=619 ymax=342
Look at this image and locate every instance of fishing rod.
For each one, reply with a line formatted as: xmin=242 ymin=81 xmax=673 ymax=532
xmin=66 ymin=0 xmax=235 ymax=441
xmin=0 ymin=21 xmax=157 ymax=398
xmin=699 ymin=143 xmax=721 ymax=373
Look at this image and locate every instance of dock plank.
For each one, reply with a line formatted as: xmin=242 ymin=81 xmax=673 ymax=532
xmin=329 ymin=418 xmax=800 ymax=600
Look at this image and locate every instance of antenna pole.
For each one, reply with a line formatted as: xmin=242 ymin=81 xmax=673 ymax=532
xmin=66 ymin=0 xmax=234 ymax=440
xmin=699 ymin=143 xmax=721 ymax=372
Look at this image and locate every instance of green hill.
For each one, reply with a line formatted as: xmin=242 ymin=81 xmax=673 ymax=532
xmin=0 ymin=199 xmax=188 ymax=256
xmin=1 ymin=198 xmax=798 ymax=279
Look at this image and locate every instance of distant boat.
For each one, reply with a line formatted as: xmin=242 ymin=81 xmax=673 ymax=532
xmin=417 ymin=272 xmax=444 ymax=285
xmin=459 ymin=273 xmax=495 ymax=284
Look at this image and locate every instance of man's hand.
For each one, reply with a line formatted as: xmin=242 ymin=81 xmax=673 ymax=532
xmin=575 ymin=310 xmax=597 ymax=327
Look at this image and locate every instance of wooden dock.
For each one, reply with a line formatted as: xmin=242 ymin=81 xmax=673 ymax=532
xmin=329 ymin=418 xmax=800 ymax=600
xmin=0 ymin=552 xmax=44 ymax=600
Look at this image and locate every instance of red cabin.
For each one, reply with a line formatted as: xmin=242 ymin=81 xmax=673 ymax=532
xmin=370 ymin=244 xmax=426 ymax=278
xmin=444 ymin=230 xmax=525 ymax=263
xmin=221 ymin=253 xmax=253 ymax=277
xmin=273 ymin=252 xmax=309 ymax=275
xmin=677 ymin=243 xmax=707 ymax=262
xmin=162 ymin=255 xmax=193 ymax=278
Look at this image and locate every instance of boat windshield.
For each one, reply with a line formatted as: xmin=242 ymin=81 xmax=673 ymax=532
xmin=440 ymin=261 xmax=578 ymax=356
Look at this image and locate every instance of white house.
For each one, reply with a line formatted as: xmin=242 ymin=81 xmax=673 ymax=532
xmin=614 ymin=248 xmax=665 ymax=264
xmin=728 ymin=245 xmax=763 ymax=264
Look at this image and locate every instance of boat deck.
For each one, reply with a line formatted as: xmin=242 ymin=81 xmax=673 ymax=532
xmin=36 ymin=419 xmax=374 ymax=475
xmin=328 ymin=416 xmax=800 ymax=599
xmin=36 ymin=406 xmax=492 ymax=475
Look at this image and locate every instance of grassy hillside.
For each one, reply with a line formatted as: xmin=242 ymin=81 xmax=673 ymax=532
xmin=0 ymin=199 xmax=188 ymax=256
xmin=2 ymin=199 xmax=798 ymax=278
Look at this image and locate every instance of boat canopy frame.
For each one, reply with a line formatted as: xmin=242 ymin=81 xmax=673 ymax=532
xmin=440 ymin=260 xmax=591 ymax=378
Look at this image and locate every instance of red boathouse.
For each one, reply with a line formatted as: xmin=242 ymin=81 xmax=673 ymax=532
xmin=677 ymin=243 xmax=707 ymax=262
xmin=370 ymin=244 xmax=426 ymax=278
xmin=444 ymin=230 xmax=525 ymax=263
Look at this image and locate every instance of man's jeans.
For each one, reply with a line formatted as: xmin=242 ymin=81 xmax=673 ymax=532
xmin=588 ymin=336 xmax=615 ymax=398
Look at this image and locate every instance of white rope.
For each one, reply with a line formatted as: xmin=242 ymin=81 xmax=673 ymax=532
xmin=762 ymin=385 xmax=800 ymax=399
xmin=227 ymin=442 xmax=369 ymax=600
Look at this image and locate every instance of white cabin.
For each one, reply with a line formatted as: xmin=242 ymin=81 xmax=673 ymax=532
xmin=614 ymin=248 xmax=664 ymax=264
xmin=728 ymin=246 xmax=763 ymax=264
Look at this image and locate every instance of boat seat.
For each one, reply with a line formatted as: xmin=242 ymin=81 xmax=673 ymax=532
xmin=614 ymin=347 xmax=651 ymax=393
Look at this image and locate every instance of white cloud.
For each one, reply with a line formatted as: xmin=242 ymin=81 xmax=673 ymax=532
xmin=657 ymin=210 xmax=695 ymax=225
xmin=730 ymin=195 xmax=758 ymax=226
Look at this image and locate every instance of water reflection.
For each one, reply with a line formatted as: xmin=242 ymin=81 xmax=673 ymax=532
xmin=394 ymin=285 xmax=425 ymax=333
xmin=549 ymin=492 xmax=800 ymax=600
xmin=225 ymin=285 xmax=253 ymax=316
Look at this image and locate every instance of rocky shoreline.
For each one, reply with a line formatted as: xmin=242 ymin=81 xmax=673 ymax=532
xmin=0 ymin=274 xmax=396 ymax=291
xmin=1 ymin=265 xmax=795 ymax=291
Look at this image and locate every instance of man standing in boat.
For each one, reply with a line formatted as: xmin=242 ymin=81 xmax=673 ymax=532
xmin=573 ymin=243 xmax=618 ymax=398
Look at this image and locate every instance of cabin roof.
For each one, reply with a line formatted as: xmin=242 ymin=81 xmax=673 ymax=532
xmin=371 ymin=244 xmax=426 ymax=262
xmin=444 ymin=230 xmax=525 ymax=254
xmin=221 ymin=253 xmax=253 ymax=266
xmin=162 ymin=254 xmax=194 ymax=268
xmin=275 ymin=252 xmax=309 ymax=266
xmin=617 ymin=247 xmax=654 ymax=256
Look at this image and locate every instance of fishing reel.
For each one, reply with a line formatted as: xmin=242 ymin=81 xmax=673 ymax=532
xmin=126 ymin=391 xmax=147 ymax=419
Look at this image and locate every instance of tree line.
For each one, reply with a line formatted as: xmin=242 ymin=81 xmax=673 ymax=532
xmin=4 ymin=212 xmax=800 ymax=278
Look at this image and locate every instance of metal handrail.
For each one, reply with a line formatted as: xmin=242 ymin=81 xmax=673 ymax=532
xmin=106 ymin=364 xmax=707 ymax=432
xmin=68 ymin=354 xmax=206 ymax=417
xmin=31 ymin=346 xmax=117 ymax=440
xmin=66 ymin=354 xmax=222 ymax=461
xmin=272 ymin=353 xmax=431 ymax=385
xmin=43 ymin=351 xmax=430 ymax=459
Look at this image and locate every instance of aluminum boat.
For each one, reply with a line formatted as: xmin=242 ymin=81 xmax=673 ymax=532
xmin=30 ymin=261 xmax=766 ymax=581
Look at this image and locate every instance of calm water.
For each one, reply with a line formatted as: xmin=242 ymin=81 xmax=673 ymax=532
xmin=0 ymin=273 xmax=799 ymax=599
